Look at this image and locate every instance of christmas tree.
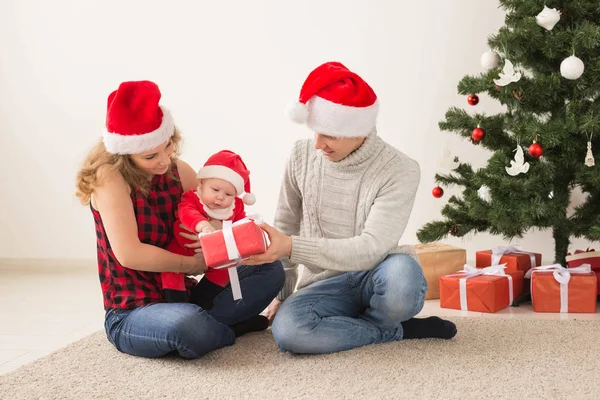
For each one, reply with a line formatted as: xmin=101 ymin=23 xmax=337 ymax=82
xmin=417 ymin=1 xmax=600 ymax=265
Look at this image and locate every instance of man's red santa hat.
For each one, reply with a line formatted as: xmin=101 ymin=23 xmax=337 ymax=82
xmin=196 ymin=150 xmax=256 ymax=205
xmin=286 ymin=61 xmax=379 ymax=138
xmin=103 ymin=80 xmax=174 ymax=155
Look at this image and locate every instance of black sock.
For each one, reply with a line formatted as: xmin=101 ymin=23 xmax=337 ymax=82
xmin=163 ymin=289 xmax=188 ymax=303
xmin=401 ymin=317 xmax=457 ymax=340
xmin=229 ymin=315 xmax=269 ymax=338
xmin=190 ymin=277 xmax=226 ymax=310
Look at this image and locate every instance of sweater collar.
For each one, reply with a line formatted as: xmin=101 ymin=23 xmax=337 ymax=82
xmin=321 ymin=129 xmax=383 ymax=169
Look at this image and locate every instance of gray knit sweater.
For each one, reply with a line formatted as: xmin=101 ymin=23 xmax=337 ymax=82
xmin=274 ymin=130 xmax=421 ymax=301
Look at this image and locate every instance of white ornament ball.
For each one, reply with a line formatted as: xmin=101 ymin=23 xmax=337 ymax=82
xmin=480 ymin=50 xmax=500 ymax=70
xmin=560 ymin=55 xmax=585 ymax=80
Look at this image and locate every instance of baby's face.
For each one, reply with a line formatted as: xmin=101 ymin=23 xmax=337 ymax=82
xmin=198 ymin=178 xmax=236 ymax=210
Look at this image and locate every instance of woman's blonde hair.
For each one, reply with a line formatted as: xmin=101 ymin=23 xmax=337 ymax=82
xmin=75 ymin=128 xmax=182 ymax=205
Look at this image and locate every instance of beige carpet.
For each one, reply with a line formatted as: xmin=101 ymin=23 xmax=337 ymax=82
xmin=1 ymin=317 xmax=599 ymax=400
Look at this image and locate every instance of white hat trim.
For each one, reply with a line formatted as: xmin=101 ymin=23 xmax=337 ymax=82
xmin=102 ymin=106 xmax=175 ymax=155
xmin=196 ymin=165 xmax=244 ymax=195
xmin=306 ymin=96 xmax=379 ymax=138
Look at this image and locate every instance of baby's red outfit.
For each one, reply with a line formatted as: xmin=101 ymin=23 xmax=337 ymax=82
xmin=162 ymin=190 xmax=246 ymax=302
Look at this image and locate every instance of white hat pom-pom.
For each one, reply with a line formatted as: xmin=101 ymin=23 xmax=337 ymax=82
xmin=286 ymin=101 xmax=309 ymax=124
xmin=242 ymin=193 xmax=256 ymax=205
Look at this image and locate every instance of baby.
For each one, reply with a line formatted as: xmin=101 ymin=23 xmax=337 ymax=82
xmin=163 ymin=150 xmax=256 ymax=307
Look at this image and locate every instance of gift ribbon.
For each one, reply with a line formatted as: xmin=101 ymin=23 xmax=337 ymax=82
xmin=221 ymin=214 xmax=266 ymax=263
xmin=525 ymin=263 xmax=592 ymax=313
xmin=447 ymin=264 xmax=513 ymax=311
xmin=200 ymin=215 xmax=266 ymax=301
xmin=221 ymin=220 xmax=242 ymax=300
xmin=491 ymin=245 xmax=538 ymax=269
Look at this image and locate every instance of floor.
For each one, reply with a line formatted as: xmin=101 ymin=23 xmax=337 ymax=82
xmin=1 ymin=262 xmax=599 ymax=376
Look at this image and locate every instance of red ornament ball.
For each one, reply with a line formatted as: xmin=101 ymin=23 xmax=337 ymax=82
xmin=471 ymin=127 xmax=486 ymax=142
xmin=528 ymin=142 xmax=544 ymax=158
xmin=467 ymin=94 xmax=479 ymax=106
xmin=432 ymin=186 xmax=444 ymax=198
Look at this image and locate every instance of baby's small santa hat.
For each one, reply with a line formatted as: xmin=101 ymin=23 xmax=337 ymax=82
xmin=196 ymin=150 xmax=256 ymax=205
xmin=286 ymin=61 xmax=379 ymax=138
xmin=103 ymin=80 xmax=174 ymax=155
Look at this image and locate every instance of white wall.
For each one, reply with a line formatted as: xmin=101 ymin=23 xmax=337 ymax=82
xmin=1 ymin=0 xmax=597 ymax=264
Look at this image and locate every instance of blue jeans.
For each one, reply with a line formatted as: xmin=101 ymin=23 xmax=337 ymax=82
xmin=271 ymin=254 xmax=427 ymax=354
xmin=104 ymin=261 xmax=284 ymax=359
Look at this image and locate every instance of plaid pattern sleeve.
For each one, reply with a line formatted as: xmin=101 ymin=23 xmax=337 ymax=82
xmin=93 ymin=164 xmax=197 ymax=310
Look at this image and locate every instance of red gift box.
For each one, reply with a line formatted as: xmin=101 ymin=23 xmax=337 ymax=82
xmin=199 ymin=219 xmax=267 ymax=269
xmin=476 ymin=246 xmax=542 ymax=271
xmin=566 ymin=248 xmax=600 ymax=271
xmin=527 ymin=264 xmax=598 ymax=313
xmin=439 ymin=265 xmax=524 ymax=313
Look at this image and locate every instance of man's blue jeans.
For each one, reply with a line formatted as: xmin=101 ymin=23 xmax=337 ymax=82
xmin=104 ymin=261 xmax=284 ymax=359
xmin=272 ymin=254 xmax=427 ymax=354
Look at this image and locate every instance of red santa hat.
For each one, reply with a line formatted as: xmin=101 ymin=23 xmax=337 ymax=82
xmin=196 ymin=150 xmax=256 ymax=205
xmin=103 ymin=80 xmax=174 ymax=155
xmin=286 ymin=61 xmax=379 ymax=138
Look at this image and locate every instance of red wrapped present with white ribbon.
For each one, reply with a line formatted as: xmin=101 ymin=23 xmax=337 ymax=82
xmin=525 ymin=264 xmax=597 ymax=313
xmin=476 ymin=245 xmax=541 ymax=271
xmin=439 ymin=264 xmax=524 ymax=313
xmin=199 ymin=215 xmax=267 ymax=300
xmin=566 ymin=248 xmax=600 ymax=271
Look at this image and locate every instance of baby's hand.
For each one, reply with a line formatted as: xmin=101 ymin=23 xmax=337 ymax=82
xmin=195 ymin=221 xmax=216 ymax=234
xmin=202 ymin=225 xmax=216 ymax=234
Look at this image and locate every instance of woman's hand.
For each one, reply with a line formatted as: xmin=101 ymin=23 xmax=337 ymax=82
xmin=245 ymin=223 xmax=292 ymax=265
xmin=179 ymin=223 xmax=203 ymax=253
xmin=264 ymin=298 xmax=282 ymax=323
xmin=183 ymin=252 xmax=208 ymax=276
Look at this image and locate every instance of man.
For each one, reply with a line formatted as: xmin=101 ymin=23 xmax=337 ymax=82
xmin=246 ymin=61 xmax=457 ymax=354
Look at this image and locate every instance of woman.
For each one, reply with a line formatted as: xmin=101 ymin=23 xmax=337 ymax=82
xmin=75 ymin=80 xmax=284 ymax=359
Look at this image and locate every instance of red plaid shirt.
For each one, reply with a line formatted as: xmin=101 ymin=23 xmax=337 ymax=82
xmin=92 ymin=164 xmax=197 ymax=310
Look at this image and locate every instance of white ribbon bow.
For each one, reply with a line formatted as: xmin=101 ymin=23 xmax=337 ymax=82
xmin=448 ymin=264 xmax=513 ymax=311
xmin=199 ymin=214 xmax=265 ymax=301
xmin=525 ymin=263 xmax=592 ymax=313
xmin=491 ymin=245 xmax=538 ymax=269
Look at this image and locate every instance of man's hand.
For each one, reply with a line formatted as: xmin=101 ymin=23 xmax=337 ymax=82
xmin=264 ymin=298 xmax=282 ymax=323
xmin=209 ymin=219 xmax=223 ymax=231
xmin=245 ymin=222 xmax=292 ymax=265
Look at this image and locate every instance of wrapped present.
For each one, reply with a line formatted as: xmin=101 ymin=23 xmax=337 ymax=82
xmin=199 ymin=216 xmax=267 ymax=300
xmin=525 ymin=264 xmax=597 ymax=313
xmin=476 ymin=245 xmax=542 ymax=271
xmin=414 ymin=243 xmax=466 ymax=300
xmin=566 ymin=248 xmax=600 ymax=271
xmin=440 ymin=264 xmax=525 ymax=313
